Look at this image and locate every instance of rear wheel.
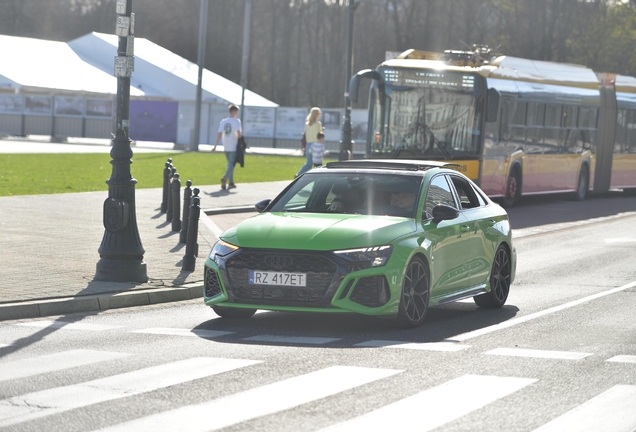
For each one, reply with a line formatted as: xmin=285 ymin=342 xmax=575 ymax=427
xmin=573 ymin=164 xmax=589 ymax=201
xmin=502 ymin=168 xmax=521 ymax=208
xmin=211 ymin=306 xmax=257 ymax=319
xmin=474 ymin=245 xmax=510 ymax=308
xmin=395 ymin=257 xmax=430 ymax=328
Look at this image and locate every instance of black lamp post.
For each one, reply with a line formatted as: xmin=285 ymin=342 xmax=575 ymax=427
xmin=339 ymin=0 xmax=358 ymax=161
xmin=95 ymin=0 xmax=147 ymax=282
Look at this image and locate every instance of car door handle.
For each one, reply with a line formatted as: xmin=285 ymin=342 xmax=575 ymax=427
xmin=460 ymin=225 xmax=470 ymax=233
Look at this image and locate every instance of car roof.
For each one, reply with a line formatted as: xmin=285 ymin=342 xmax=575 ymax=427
xmin=324 ymin=159 xmax=461 ymax=172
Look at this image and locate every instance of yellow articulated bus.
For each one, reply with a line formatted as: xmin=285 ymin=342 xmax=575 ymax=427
xmin=349 ymin=46 xmax=636 ymax=206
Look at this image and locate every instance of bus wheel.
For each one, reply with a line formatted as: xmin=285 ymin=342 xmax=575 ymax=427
xmin=502 ymin=168 xmax=520 ymax=208
xmin=573 ymin=164 xmax=589 ymax=201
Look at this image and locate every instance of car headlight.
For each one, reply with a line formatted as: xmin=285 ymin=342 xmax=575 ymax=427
xmin=209 ymin=240 xmax=239 ymax=260
xmin=334 ymin=245 xmax=392 ymax=270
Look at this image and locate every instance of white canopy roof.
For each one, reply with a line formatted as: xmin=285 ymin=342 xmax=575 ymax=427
xmin=68 ymin=32 xmax=278 ymax=107
xmin=0 ymin=34 xmax=144 ymax=96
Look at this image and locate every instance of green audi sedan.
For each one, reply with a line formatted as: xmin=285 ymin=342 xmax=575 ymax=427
xmin=204 ymin=159 xmax=516 ymax=328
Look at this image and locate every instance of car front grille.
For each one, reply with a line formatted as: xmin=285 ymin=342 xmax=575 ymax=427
xmin=224 ymin=249 xmax=340 ymax=306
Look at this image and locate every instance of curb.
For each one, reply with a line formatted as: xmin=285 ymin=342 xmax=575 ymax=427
xmin=203 ymin=206 xmax=255 ymax=215
xmin=0 ymin=283 xmax=204 ymax=321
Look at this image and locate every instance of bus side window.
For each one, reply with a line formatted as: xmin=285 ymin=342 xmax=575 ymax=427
xmin=628 ymin=110 xmax=636 ymax=154
xmin=616 ymin=109 xmax=627 ymax=154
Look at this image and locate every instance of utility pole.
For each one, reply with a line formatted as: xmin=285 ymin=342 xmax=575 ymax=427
xmin=239 ymin=0 xmax=252 ymax=123
xmin=339 ymin=0 xmax=357 ymax=160
xmin=192 ymin=0 xmax=209 ymax=152
xmin=95 ymin=0 xmax=147 ymax=282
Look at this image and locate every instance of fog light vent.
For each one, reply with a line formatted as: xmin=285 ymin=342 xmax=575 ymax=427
xmin=205 ymin=268 xmax=222 ymax=297
xmin=350 ymin=276 xmax=390 ymax=307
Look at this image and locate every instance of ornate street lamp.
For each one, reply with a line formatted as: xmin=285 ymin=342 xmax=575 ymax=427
xmin=95 ymin=0 xmax=147 ymax=282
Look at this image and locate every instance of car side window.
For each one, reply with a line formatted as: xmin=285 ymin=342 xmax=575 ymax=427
xmin=424 ymin=175 xmax=456 ymax=219
xmin=449 ymin=176 xmax=484 ymax=209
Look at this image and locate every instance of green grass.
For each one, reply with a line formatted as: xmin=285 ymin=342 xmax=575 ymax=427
xmin=0 ymin=152 xmax=305 ymax=196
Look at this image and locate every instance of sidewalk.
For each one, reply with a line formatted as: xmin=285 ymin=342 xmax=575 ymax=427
xmin=0 ymin=138 xmax=293 ymax=321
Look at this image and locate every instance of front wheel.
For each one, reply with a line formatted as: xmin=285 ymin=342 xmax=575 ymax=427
xmin=212 ymin=305 xmax=257 ymax=319
xmin=395 ymin=257 xmax=430 ymax=328
xmin=474 ymin=245 xmax=510 ymax=308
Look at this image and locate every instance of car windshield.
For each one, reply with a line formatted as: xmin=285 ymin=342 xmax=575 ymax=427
xmin=268 ymin=172 xmax=423 ymax=218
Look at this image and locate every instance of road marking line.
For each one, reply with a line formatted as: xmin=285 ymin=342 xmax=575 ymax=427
xmin=355 ymin=340 xmax=470 ymax=352
xmin=605 ymin=238 xmax=636 ymax=244
xmin=485 ymin=348 xmax=592 ymax=360
xmin=200 ymin=215 xmax=223 ymax=238
xmin=131 ymin=327 xmax=234 ymax=338
xmin=0 ymin=344 xmax=10 ymax=348
xmin=14 ymin=320 xmax=119 ymax=331
xmin=607 ymin=355 xmax=636 ymax=364
xmin=447 ymin=280 xmax=636 ymax=342
xmin=318 ymin=374 xmax=536 ymax=432
xmin=0 ymin=350 xmax=130 ymax=382
xmin=242 ymin=335 xmax=341 ymax=345
xmin=533 ymin=385 xmax=636 ymax=432
xmin=0 ymin=357 xmax=261 ymax=427
xmin=96 ymin=365 xmax=401 ymax=432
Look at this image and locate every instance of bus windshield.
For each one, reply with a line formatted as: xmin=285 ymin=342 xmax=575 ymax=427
xmin=369 ymin=69 xmax=483 ymax=159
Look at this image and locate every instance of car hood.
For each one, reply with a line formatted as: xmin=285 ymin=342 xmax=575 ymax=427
xmin=221 ymin=212 xmax=416 ymax=250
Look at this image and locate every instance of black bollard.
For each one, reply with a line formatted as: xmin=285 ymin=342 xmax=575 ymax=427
xmin=161 ymin=158 xmax=172 ymax=213
xmin=179 ymin=180 xmax=192 ymax=244
xmin=171 ymin=173 xmax=181 ymax=232
xmin=182 ymin=188 xmax=200 ymax=272
xmin=166 ymin=165 xmax=176 ymax=222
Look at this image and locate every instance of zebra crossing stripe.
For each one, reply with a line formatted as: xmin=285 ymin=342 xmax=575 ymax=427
xmin=0 ymin=344 xmax=10 ymax=348
xmin=318 ymin=374 xmax=536 ymax=432
xmin=355 ymin=340 xmax=470 ymax=352
xmin=96 ymin=365 xmax=402 ymax=432
xmin=0 ymin=350 xmax=129 ymax=382
xmin=533 ymin=385 xmax=636 ymax=432
xmin=242 ymin=335 xmax=341 ymax=345
xmin=131 ymin=327 xmax=234 ymax=338
xmin=607 ymin=355 xmax=636 ymax=364
xmin=0 ymin=357 xmax=261 ymax=428
xmin=15 ymin=320 xmax=119 ymax=331
xmin=485 ymin=348 xmax=592 ymax=360
xmin=448 ymin=280 xmax=636 ymax=342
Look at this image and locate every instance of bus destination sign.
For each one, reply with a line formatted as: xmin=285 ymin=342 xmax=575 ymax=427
xmin=382 ymin=68 xmax=476 ymax=90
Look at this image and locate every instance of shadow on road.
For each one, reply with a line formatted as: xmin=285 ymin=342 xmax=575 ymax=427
xmin=191 ymin=302 xmax=521 ymax=348
xmin=504 ymin=191 xmax=636 ymax=230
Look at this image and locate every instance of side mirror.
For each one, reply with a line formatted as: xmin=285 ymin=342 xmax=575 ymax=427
xmin=486 ymin=88 xmax=500 ymax=123
xmin=255 ymin=199 xmax=271 ymax=213
xmin=349 ymin=69 xmax=383 ymax=103
xmin=432 ymin=204 xmax=459 ymax=223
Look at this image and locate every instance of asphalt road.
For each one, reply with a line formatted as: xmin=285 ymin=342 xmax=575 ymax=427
xmin=0 ymin=194 xmax=635 ymax=432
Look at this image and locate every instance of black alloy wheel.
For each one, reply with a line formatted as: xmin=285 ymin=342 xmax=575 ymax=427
xmin=212 ymin=305 xmax=257 ymax=319
xmin=395 ymin=257 xmax=430 ymax=328
xmin=474 ymin=245 xmax=510 ymax=308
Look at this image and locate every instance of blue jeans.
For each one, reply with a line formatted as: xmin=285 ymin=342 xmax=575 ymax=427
xmin=297 ymin=150 xmax=313 ymax=176
xmin=223 ymin=151 xmax=236 ymax=184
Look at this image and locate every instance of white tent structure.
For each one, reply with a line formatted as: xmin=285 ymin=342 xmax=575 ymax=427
xmin=0 ymin=34 xmax=143 ymax=96
xmin=68 ymin=32 xmax=278 ymax=107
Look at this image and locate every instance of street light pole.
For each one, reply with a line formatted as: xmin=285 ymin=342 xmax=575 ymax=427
xmin=192 ymin=0 xmax=209 ymax=152
xmin=239 ymin=0 xmax=252 ymax=123
xmin=95 ymin=0 xmax=147 ymax=282
xmin=339 ymin=0 xmax=357 ymax=160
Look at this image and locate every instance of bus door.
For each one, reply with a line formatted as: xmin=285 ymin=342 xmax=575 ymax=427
xmin=540 ymin=104 xmax=563 ymax=191
xmin=524 ymin=102 xmax=545 ymax=193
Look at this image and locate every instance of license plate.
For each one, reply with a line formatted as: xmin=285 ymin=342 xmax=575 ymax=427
xmin=249 ymin=270 xmax=307 ymax=287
